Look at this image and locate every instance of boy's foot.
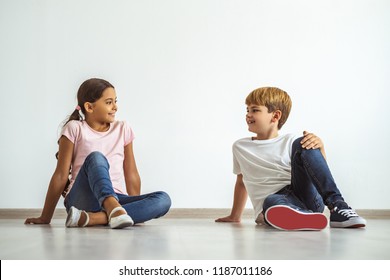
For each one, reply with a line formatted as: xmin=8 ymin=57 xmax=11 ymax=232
xmin=330 ymin=201 xmax=366 ymax=228
xmin=265 ymin=205 xmax=328 ymax=231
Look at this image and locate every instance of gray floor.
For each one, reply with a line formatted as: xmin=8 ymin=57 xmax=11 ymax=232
xmin=1 ymin=217 xmax=390 ymax=260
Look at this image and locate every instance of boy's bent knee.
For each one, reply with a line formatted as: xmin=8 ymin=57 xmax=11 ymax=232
xmin=292 ymin=137 xmax=323 ymax=158
xmin=292 ymin=137 xmax=304 ymax=152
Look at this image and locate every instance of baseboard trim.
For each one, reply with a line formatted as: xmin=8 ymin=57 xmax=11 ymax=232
xmin=1 ymin=208 xmax=390 ymax=220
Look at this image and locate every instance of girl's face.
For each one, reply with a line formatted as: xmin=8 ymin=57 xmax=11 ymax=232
xmin=246 ymin=104 xmax=277 ymax=139
xmin=88 ymin=87 xmax=118 ymax=124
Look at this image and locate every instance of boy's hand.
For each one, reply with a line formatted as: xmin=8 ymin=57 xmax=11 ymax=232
xmin=215 ymin=215 xmax=240 ymax=223
xmin=301 ymin=130 xmax=327 ymax=159
xmin=301 ymin=131 xmax=324 ymax=150
xmin=255 ymin=213 xmax=265 ymax=225
xmin=216 ymin=175 xmax=247 ymax=223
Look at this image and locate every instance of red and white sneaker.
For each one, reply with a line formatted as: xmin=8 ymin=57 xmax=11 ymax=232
xmin=265 ymin=205 xmax=328 ymax=231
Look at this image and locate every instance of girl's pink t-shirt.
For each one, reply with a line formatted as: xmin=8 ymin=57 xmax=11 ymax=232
xmin=61 ymin=120 xmax=135 ymax=195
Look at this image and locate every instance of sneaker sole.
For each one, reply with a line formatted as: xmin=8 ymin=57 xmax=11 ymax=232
xmin=265 ymin=205 xmax=328 ymax=231
xmin=111 ymin=221 xmax=134 ymax=229
xmin=109 ymin=214 xmax=134 ymax=229
xmin=330 ymin=219 xmax=366 ymax=228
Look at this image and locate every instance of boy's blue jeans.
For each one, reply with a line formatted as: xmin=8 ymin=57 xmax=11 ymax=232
xmin=263 ymin=137 xmax=344 ymax=214
xmin=64 ymin=151 xmax=171 ymax=224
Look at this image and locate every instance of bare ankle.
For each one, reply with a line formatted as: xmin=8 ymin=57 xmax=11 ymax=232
xmin=109 ymin=207 xmax=126 ymax=218
xmin=78 ymin=211 xmax=88 ymax=227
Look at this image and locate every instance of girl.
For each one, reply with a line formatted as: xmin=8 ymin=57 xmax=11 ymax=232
xmin=25 ymin=78 xmax=171 ymax=229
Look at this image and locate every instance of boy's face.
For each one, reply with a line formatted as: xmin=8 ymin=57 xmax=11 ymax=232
xmin=246 ymin=104 xmax=277 ymax=137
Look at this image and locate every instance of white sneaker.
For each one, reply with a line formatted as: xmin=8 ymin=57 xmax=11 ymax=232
xmin=108 ymin=206 xmax=134 ymax=229
xmin=66 ymin=206 xmax=89 ymax=227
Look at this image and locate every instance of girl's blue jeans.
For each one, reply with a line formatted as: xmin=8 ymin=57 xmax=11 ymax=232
xmin=263 ymin=137 xmax=344 ymax=214
xmin=64 ymin=151 xmax=171 ymax=224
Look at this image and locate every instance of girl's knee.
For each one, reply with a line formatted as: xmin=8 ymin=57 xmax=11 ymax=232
xmin=160 ymin=191 xmax=172 ymax=208
xmin=86 ymin=151 xmax=105 ymax=160
xmin=85 ymin=151 xmax=109 ymax=167
xmin=154 ymin=191 xmax=172 ymax=214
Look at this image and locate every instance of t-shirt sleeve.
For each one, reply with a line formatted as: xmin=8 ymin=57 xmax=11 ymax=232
xmin=288 ymin=133 xmax=301 ymax=159
xmin=61 ymin=121 xmax=80 ymax=144
xmin=232 ymin=144 xmax=241 ymax=175
xmin=123 ymin=122 xmax=135 ymax=146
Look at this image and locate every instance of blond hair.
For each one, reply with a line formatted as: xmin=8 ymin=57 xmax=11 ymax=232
xmin=245 ymin=87 xmax=292 ymax=129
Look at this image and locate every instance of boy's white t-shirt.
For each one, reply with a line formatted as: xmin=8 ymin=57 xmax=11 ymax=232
xmin=61 ymin=120 xmax=135 ymax=196
xmin=233 ymin=133 xmax=299 ymax=219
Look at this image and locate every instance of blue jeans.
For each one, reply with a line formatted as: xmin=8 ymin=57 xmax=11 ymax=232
xmin=64 ymin=151 xmax=171 ymax=224
xmin=263 ymin=137 xmax=344 ymax=215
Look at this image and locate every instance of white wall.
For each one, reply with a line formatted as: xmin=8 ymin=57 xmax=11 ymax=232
xmin=0 ymin=0 xmax=389 ymax=210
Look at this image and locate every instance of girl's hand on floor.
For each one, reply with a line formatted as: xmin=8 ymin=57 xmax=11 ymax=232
xmin=24 ymin=217 xmax=50 ymax=225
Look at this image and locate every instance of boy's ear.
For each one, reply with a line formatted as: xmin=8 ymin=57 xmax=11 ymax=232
xmin=272 ymin=110 xmax=282 ymax=122
xmin=84 ymin=102 xmax=94 ymax=113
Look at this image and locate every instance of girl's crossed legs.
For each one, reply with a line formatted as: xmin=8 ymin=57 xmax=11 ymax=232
xmin=64 ymin=151 xmax=171 ymax=227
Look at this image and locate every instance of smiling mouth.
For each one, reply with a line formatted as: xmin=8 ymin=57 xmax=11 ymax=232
xmin=247 ymin=120 xmax=255 ymax=124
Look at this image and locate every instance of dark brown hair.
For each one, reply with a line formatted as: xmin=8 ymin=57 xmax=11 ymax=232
xmin=56 ymin=78 xmax=115 ymax=191
xmin=64 ymin=78 xmax=115 ymax=126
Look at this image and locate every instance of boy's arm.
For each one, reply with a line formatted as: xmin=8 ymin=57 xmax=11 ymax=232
xmin=215 ymin=174 xmax=248 ymax=223
xmin=300 ymin=131 xmax=327 ymax=159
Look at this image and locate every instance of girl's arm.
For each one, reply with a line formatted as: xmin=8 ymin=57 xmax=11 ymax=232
xmin=25 ymin=136 xmax=74 ymax=224
xmin=123 ymin=142 xmax=141 ymax=196
xmin=215 ymin=174 xmax=248 ymax=223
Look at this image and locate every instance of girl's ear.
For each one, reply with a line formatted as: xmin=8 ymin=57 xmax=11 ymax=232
xmin=84 ymin=102 xmax=94 ymax=113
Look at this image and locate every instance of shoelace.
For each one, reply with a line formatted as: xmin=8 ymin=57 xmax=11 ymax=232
xmin=335 ymin=207 xmax=359 ymax=217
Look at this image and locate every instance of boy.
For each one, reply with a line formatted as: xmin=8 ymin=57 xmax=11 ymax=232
xmin=216 ymin=87 xmax=366 ymax=230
